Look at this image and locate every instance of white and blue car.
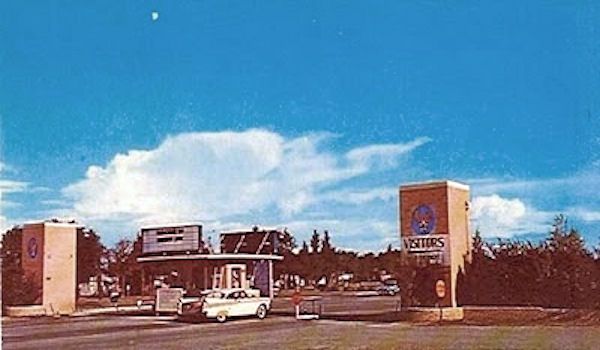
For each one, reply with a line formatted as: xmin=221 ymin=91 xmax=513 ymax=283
xmin=178 ymin=289 xmax=271 ymax=323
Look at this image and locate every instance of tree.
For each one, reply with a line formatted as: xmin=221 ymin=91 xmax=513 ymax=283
xmin=310 ymin=230 xmax=321 ymax=254
xmin=322 ymin=230 xmax=333 ymax=253
xmin=2 ymin=227 xmax=22 ymax=306
xmin=276 ymin=229 xmax=296 ymax=254
xmin=77 ymin=228 xmax=105 ymax=284
xmin=273 ymin=229 xmax=298 ymax=288
xmin=459 ymin=215 xmax=600 ymax=308
xmin=1 ymin=227 xmax=40 ymax=306
xmin=108 ymin=235 xmax=144 ymax=294
xmin=541 ymin=215 xmax=596 ymax=308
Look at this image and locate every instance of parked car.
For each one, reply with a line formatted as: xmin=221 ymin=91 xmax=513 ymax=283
xmin=178 ymin=288 xmax=271 ymax=323
xmin=376 ymin=279 xmax=400 ymax=296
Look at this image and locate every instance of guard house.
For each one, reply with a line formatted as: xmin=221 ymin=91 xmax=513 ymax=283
xmin=137 ymin=224 xmax=284 ymax=299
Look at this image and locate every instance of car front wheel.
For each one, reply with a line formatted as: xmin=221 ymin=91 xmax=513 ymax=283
xmin=216 ymin=312 xmax=227 ymax=323
xmin=256 ymin=304 xmax=267 ymax=320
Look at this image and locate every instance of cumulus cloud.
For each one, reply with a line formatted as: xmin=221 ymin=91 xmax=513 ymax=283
xmin=467 ymin=162 xmax=600 ymax=239
xmin=61 ymin=129 xmax=429 ymax=237
xmin=471 ymin=194 xmax=551 ymax=238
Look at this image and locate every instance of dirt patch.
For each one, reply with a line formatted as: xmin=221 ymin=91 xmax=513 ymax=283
xmin=462 ymin=307 xmax=600 ymax=326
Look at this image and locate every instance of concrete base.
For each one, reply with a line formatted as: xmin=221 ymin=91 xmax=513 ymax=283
xmin=5 ymin=305 xmax=47 ymax=317
xmin=404 ymin=307 xmax=464 ymax=322
xmin=5 ymin=304 xmax=76 ymax=317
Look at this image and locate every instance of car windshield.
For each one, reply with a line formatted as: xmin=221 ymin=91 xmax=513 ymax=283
xmin=384 ymin=279 xmax=398 ymax=286
xmin=205 ymin=291 xmax=224 ymax=298
xmin=226 ymin=291 xmax=247 ymax=299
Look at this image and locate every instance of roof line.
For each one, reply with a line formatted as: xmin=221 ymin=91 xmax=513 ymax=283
xmin=137 ymin=253 xmax=284 ymax=263
xmin=400 ymin=180 xmax=470 ymax=191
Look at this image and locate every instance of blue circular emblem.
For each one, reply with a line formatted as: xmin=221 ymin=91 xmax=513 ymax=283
xmin=27 ymin=238 xmax=38 ymax=259
xmin=411 ymin=204 xmax=436 ymax=235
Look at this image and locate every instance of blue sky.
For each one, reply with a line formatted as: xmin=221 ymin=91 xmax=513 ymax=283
xmin=1 ymin=1 xmax=599 ymax=250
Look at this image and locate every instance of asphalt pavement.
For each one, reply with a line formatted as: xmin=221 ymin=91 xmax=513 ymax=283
xmin=3 ymin=313 xmax=600 ymax=350
xmin=2 ymin=295 xmax=599 ymax=350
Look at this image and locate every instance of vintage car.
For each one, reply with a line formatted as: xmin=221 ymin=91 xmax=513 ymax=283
xmin=376 ymin=279 xmax=400 ymax=296
xmin=178 ymin=288 xmax=271 ymax=323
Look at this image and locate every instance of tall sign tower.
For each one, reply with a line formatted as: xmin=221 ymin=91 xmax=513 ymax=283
xmin=21 ymin=221 xmax=80 ymax=315
xmin=399 ymin=180 xmax=471 ymax=307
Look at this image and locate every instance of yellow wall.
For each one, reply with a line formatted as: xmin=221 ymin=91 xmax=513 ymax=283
xmin=42 ymin=223 xmax=78 ymax=315
xmin=447 ymin=184 xmax=471 ymax=307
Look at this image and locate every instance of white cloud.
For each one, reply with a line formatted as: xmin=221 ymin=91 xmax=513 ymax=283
xmin=345 ymin=137 xmax=430 ymax=173
xmin=467 ymin=162 xmax=600 ymax=239
xmin=469 ymin=162 xmax=600 ymax=200
xmin=568 ymin=208 xmax=600 ymax=223
xmin=471 ymin=194 xmax=551 ymax=238
xmin=0 ymin=163 xmax=28 ymax=196
xmin=61 ymin=129 xmax=428 ymax=242
xmin=0 ymin=179 xmax=28 ymax=194
xmin=321 ymin=187 xmax=397 ymax=205
xmin=0 ymin=163 xmax=28 ymax=232
xmin=0 ymin=215 xmax=9 ymax=234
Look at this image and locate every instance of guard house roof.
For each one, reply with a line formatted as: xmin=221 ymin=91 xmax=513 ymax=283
xmin=21 ymin=219 xmax=85 ymax=229
xmin=220 ymin=227 xmax=287 ymax=255
xmin=220 ymin=226 xmax=285 ymax=235
xmin=137 ymin=253 xmax=283 ymax=263
xmin=139 ymin=222 xmax=204 ymax=230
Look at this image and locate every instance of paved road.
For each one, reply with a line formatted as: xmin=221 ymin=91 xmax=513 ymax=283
xmin=3 ymin=314 xmax=599 ymax=350
xmin=272 ymin=294 xmax=402 ymax=315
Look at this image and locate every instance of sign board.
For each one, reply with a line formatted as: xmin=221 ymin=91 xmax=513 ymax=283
xmin=400 ymin=203 xmax=450 ymax=265
xmin=402 ymin=234 xmax=446 ymax=253
xmin=142 ymin=225 xmax=202 ymax=254
xmin=156 ymin=288 xmax=184 ymax=313
xmin=435 ymin=280 xmax=446 ymax=299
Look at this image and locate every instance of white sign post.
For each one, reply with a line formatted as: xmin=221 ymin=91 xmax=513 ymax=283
xmin=435 ymin=280 xmax=445 ymax=323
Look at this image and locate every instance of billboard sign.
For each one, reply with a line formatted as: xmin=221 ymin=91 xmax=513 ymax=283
xmin=402 ymin=204 xmax=449 ymax=264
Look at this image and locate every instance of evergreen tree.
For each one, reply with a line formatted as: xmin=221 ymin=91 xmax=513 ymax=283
xmin=310 ymin=230 xmax=321 ymax=254
xmin=77 ymin=228 xmax=105 ymax=284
